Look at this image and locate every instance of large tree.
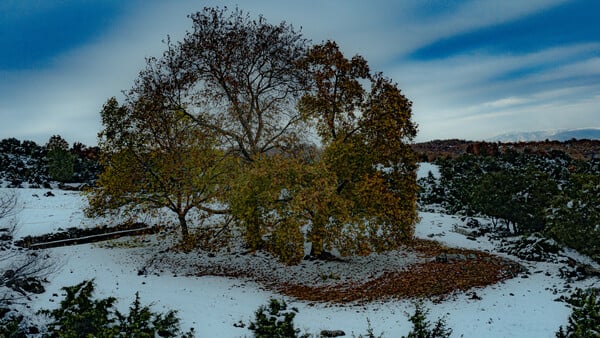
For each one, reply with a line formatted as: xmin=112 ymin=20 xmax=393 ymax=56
xmin=90 ymin=7 xmax=419 ymax=263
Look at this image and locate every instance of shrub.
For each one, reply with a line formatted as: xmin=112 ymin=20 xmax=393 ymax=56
xmin=546 ymin=174 xmax=600 ymax=263
xmin=403 ymin=302 xmax=452 ymax=338
xmin=352 ymin=318 xmax=384 ymax=338
xmin=557 ymin=288 xmax=600 ymax=337
xmin=40 ymin=280 xmax=194 ymax=337
xmin=0 ymin=314 xmax=25 ymax=337
xmin=248 ymin=299 xmax=308 ymax=338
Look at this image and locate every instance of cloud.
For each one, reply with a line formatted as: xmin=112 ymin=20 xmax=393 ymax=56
xmin=0 ymin=0 xmax=596 ymax=145
xmin=393 ymin=41 xmax=600 ymax=141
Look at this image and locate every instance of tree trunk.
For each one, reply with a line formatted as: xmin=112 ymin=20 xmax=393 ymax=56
xmin=178 ymin=213 xmax=189 ymax=240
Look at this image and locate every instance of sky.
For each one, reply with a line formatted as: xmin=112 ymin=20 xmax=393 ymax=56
xmin=0 ymin=0 xmax=599 ymax=146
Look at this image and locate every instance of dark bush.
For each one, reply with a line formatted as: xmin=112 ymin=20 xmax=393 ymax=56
xmin=248 ymin=299 xmax=308 ymax=338
xmin=403 ymin=302 xmax=452 ymax=338
xmin=557 ymin=288 xmax=600 ymax=337
xmin=40 ymin=280 xmax=194 ymax=337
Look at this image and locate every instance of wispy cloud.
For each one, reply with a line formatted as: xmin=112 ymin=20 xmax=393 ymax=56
xmin=0 ymin=0 xmax=597 ymax=145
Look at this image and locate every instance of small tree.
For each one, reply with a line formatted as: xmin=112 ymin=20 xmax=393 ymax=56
xmin=87 ymin=98 xmax=231 ymax=241
xmin=46 ymin=135 xmax=75 ymax=183
xmin=546 ymin=173 xmax=600 ymax=261
xmin=403 ymin=302 xmax=452 ymax=338
xmin=556 ymin=288 xmax=600 ymax=337
xmin=248 ymin=299 xmax=307 ymax=338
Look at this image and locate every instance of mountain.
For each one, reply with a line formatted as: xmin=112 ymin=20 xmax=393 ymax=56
xmin=490 ymin=128 xmax=600 ymax=142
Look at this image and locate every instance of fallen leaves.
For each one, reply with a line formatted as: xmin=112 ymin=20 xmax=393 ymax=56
xmin=190 ymin=238 xmax=524 ymax=304
xmin=277 ymin=254 xmax=521 ymax=303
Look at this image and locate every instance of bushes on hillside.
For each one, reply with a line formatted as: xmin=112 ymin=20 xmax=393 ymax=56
xmin=419 ymin=151 xmax=600 ymax=262
xmin=0 ymin=137 xmax=100 ymax=186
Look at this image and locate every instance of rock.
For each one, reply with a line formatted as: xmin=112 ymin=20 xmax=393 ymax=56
xmin=581 ymin=264 xmax=600 ymax=277
xmin=466 ymin=218 xmax=480 ymax=228
xmin=8 ymin=277 xmax=45 ymax=295
xmin=3 ymin=269 xmax=15 ymax=279
xmin=43 ymin=191 xmax=55 ymax=197
xmin=468 ymin=291 xmax=482 ymax=300
xmin=321 ymin=330 xmax=346 ymax=337
xmin=436 ymin=253 xmax=467 ymax=263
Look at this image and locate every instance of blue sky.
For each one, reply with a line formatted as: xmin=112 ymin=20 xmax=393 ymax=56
xmin=1 ymin=0 xmax=599 ymax=145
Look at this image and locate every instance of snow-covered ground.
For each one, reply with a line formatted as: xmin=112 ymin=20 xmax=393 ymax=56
xmin=2 ymin=165 xmax=598 ymax=337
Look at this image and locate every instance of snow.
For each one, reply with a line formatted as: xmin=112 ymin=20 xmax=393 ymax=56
xmin=417 ymin=162 xmax=441 ymax=180
xmin=4 ymin=186 xmax=598 ymax=337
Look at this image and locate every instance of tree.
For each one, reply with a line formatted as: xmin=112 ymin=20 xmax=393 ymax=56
xmin=299 ymin=41 xmax=419 ymax=256
xmin=556 ymin=288 xmax=600 ymax=337
xmin=87 ymin=98 xmax=231 ymax=241
xmin=546 ymin=173 xmax=600 ymax=261
xmin=46 ymin=135 xmax=75 ymax=183
xmin=227 ymin=155 xmax=351 ymax=263
xmin=471 ymin=167 xmax=558 ymax=234
xmin=71 ymin=142 xmax=101 ymax=184
xmin=248 ymin=299 xmax=306 ymax=338
xmin=91 ymin=7 xmax=419 ymax=263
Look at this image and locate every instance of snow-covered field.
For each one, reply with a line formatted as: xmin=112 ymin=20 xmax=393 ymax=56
xmin=2 ymin=165 xmax=598 ymax=337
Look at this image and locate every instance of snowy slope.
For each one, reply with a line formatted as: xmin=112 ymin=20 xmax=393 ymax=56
xmin=3 ymin=183 xmax=597 ymax=337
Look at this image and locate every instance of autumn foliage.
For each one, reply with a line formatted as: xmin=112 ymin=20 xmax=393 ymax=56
xmin=88 ymin=7 xmax=419 ymax=264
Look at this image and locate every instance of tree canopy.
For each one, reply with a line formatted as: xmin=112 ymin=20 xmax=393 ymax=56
xmin=88 ymin=6 xmax=419 ymax=264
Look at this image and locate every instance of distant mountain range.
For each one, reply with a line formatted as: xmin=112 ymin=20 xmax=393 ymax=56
xmin=489 ymin=128 xmax=600 ymax=142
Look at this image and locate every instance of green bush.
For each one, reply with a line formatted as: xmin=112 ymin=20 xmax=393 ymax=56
xmin=248 ymin=299 xmax=308 ymax=338
xmin=40 ymin=280 xmax=194 ymax=337
xmin=0 ymin=314 xmax=26 ymax=337
xmin=403 ymin=302 xmax=452 ymax=338
xmin=546 ymin=174 xmax=600 ymax=263
xmin=557 ymin=288 xmax=600 ymax=337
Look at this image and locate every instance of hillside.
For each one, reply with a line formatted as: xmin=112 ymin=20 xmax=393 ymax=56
xmin=490 ymin=128 xmax=600 ymax=142
xmin=412 ymin=138 xmax=600 ymax=161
